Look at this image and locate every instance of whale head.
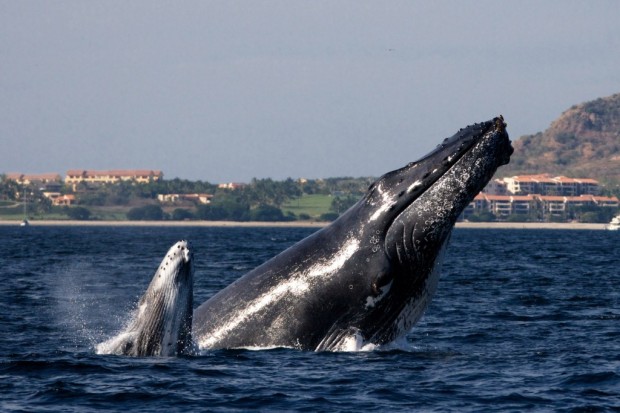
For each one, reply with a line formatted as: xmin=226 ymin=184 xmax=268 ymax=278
xmin=97 ymin=240 xmax=194 ymax=356
xmin=316 ymin=117 xmax=512 ymax=349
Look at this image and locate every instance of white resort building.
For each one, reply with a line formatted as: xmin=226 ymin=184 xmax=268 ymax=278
xmin=65 ymin=169 xmax=163 ymax=189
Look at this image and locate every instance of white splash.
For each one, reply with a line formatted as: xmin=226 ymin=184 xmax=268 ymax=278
xmin=96 ymin=331 xmax=135 ymax=354
xmin=326 ymin=329 xmax=377 ymax=352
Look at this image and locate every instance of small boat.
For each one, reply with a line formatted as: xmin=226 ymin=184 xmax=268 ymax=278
xmin=606 ymin=214 xmax=620 ymax=231
xmin=20 ymin=187 xmax=30 ymax=227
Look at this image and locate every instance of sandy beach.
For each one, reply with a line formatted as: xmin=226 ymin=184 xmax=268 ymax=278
xmin=0 ymin=219 xmax=327 ymax=228
xmin=455 ymin=222 xmax=607 ymax=230
xmin=0 ymin=219 xmax=608 ymax=230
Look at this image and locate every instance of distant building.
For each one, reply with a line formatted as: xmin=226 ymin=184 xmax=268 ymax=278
xmin=538 ymin=195 xmax=619 ymax=218
xmin=217 ymin=182 xmax=246 ymax=190
xmin=502 ymin=174 xmax=600 ymax=196
xmin=5 ymin=173 xmax=62 ymax=185
xmin=65 ymin=169 xmax=163 ymax=189
xmin=157 ymin=193 xmax=213 ymax=205
xmin=42 ymin=193 xmax=76 ymax=206
xmin=464 ymin=193 xmax=619 ymax=220
xmin=463 ymin=194 xmax=535 ymax=219
xmin=480 ymin=194 xmax=538 ymax=217
xmin=482 ymin=179 xmax=508 ymax=195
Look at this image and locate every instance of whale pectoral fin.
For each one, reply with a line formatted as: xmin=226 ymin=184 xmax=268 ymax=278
xmin=316 ymin=327 xmax=366 ymax=351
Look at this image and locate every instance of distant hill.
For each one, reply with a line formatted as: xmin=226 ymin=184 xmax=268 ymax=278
xmin=497 ymin=93 xmax=620 ymax=185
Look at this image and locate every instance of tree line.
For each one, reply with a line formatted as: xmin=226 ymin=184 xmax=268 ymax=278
xmin=3 ymin=173 xmax=618 ymax=223
xmin=0 ymin=174 xmax=371 ymax=222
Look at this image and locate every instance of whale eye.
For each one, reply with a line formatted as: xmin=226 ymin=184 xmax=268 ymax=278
xmin=371 ymin=271 xmax=393 ymax=296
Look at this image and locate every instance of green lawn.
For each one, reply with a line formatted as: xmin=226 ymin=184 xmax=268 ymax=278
xmin=282 ymin=194 xmax=332 ymax=219
xmin=0 ymin=197 xmax=334 ymax=221
xmin=0 ymin=204 xmax=127 ymax=221
xmin=0 ymin=202 xmax=24 ymax=219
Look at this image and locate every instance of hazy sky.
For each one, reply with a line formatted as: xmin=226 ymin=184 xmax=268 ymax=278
xmin=2 ymin=1 xmax=619 ymax=182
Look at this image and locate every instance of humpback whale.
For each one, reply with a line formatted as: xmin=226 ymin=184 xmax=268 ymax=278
xmin=98 ymin=117 xmax=511 ymax=355
xmin=96 ymin=241 xmax=194 ymax=356
xmin=191 ymin=116 xmax=512 ymax=351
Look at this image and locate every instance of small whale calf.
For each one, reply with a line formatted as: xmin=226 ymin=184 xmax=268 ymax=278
xmin=96 ymin=241 xmax=194 ymax=356
xmin=98 ymin=117 xmax=512 ymax=356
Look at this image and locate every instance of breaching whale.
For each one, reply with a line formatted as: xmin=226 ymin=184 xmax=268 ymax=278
xmin=98 ymin=117 xmax=512 ymax=355
xmin=96 ymin=240 xmax=194 ymax=356
xmin=191 ymin=116 xmax=512 ymax=351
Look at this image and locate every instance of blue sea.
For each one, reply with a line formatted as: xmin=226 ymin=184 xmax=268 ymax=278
xmin=0 ymin=225 xmax=618 ymax=412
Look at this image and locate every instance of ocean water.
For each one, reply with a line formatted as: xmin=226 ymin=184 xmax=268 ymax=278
xmin=0 ymin=225 xmax=618 ymax=412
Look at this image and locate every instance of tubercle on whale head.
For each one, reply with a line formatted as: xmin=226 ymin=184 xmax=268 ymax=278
xmin=152 ymin=240 xmax=194 ymax=289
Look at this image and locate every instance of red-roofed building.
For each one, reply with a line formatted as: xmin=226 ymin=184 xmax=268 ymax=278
xmin=470 ymin=194 xmax=537 ymax=218
xmin=503 ymin=175 xmax=600 ymax=196
xmin=41 ymin=191 xmax=76 ymax=206
xmin=5 ymin=173 xmax=62 ymax=185
xmin=65 ymin=169 xmax=163 ymax=189
xmin=466 ymin=191 xmax=619 ymax=221
xmin=591 ymin=195 xmax=620 ymax=207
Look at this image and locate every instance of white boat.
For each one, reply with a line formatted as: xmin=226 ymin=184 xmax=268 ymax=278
xmin=19 ymin=187 xmax=29 ymax=227
xmin=606 ymin=214 xmax=620 ymax=231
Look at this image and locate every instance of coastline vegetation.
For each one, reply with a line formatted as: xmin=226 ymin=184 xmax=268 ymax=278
xmin=1 ymin=173 xmax=618 ymax=224
xmin=0 ymin=175 xmax=368 ymax=223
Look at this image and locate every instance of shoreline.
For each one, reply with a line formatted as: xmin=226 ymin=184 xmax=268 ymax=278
xmin=0 ymin=219 xmax=608 ymax=230
xmin=455 ymin=222 xmax=606 ymax=230
xmin=0 ymin=219 xmax=327 ymax=228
